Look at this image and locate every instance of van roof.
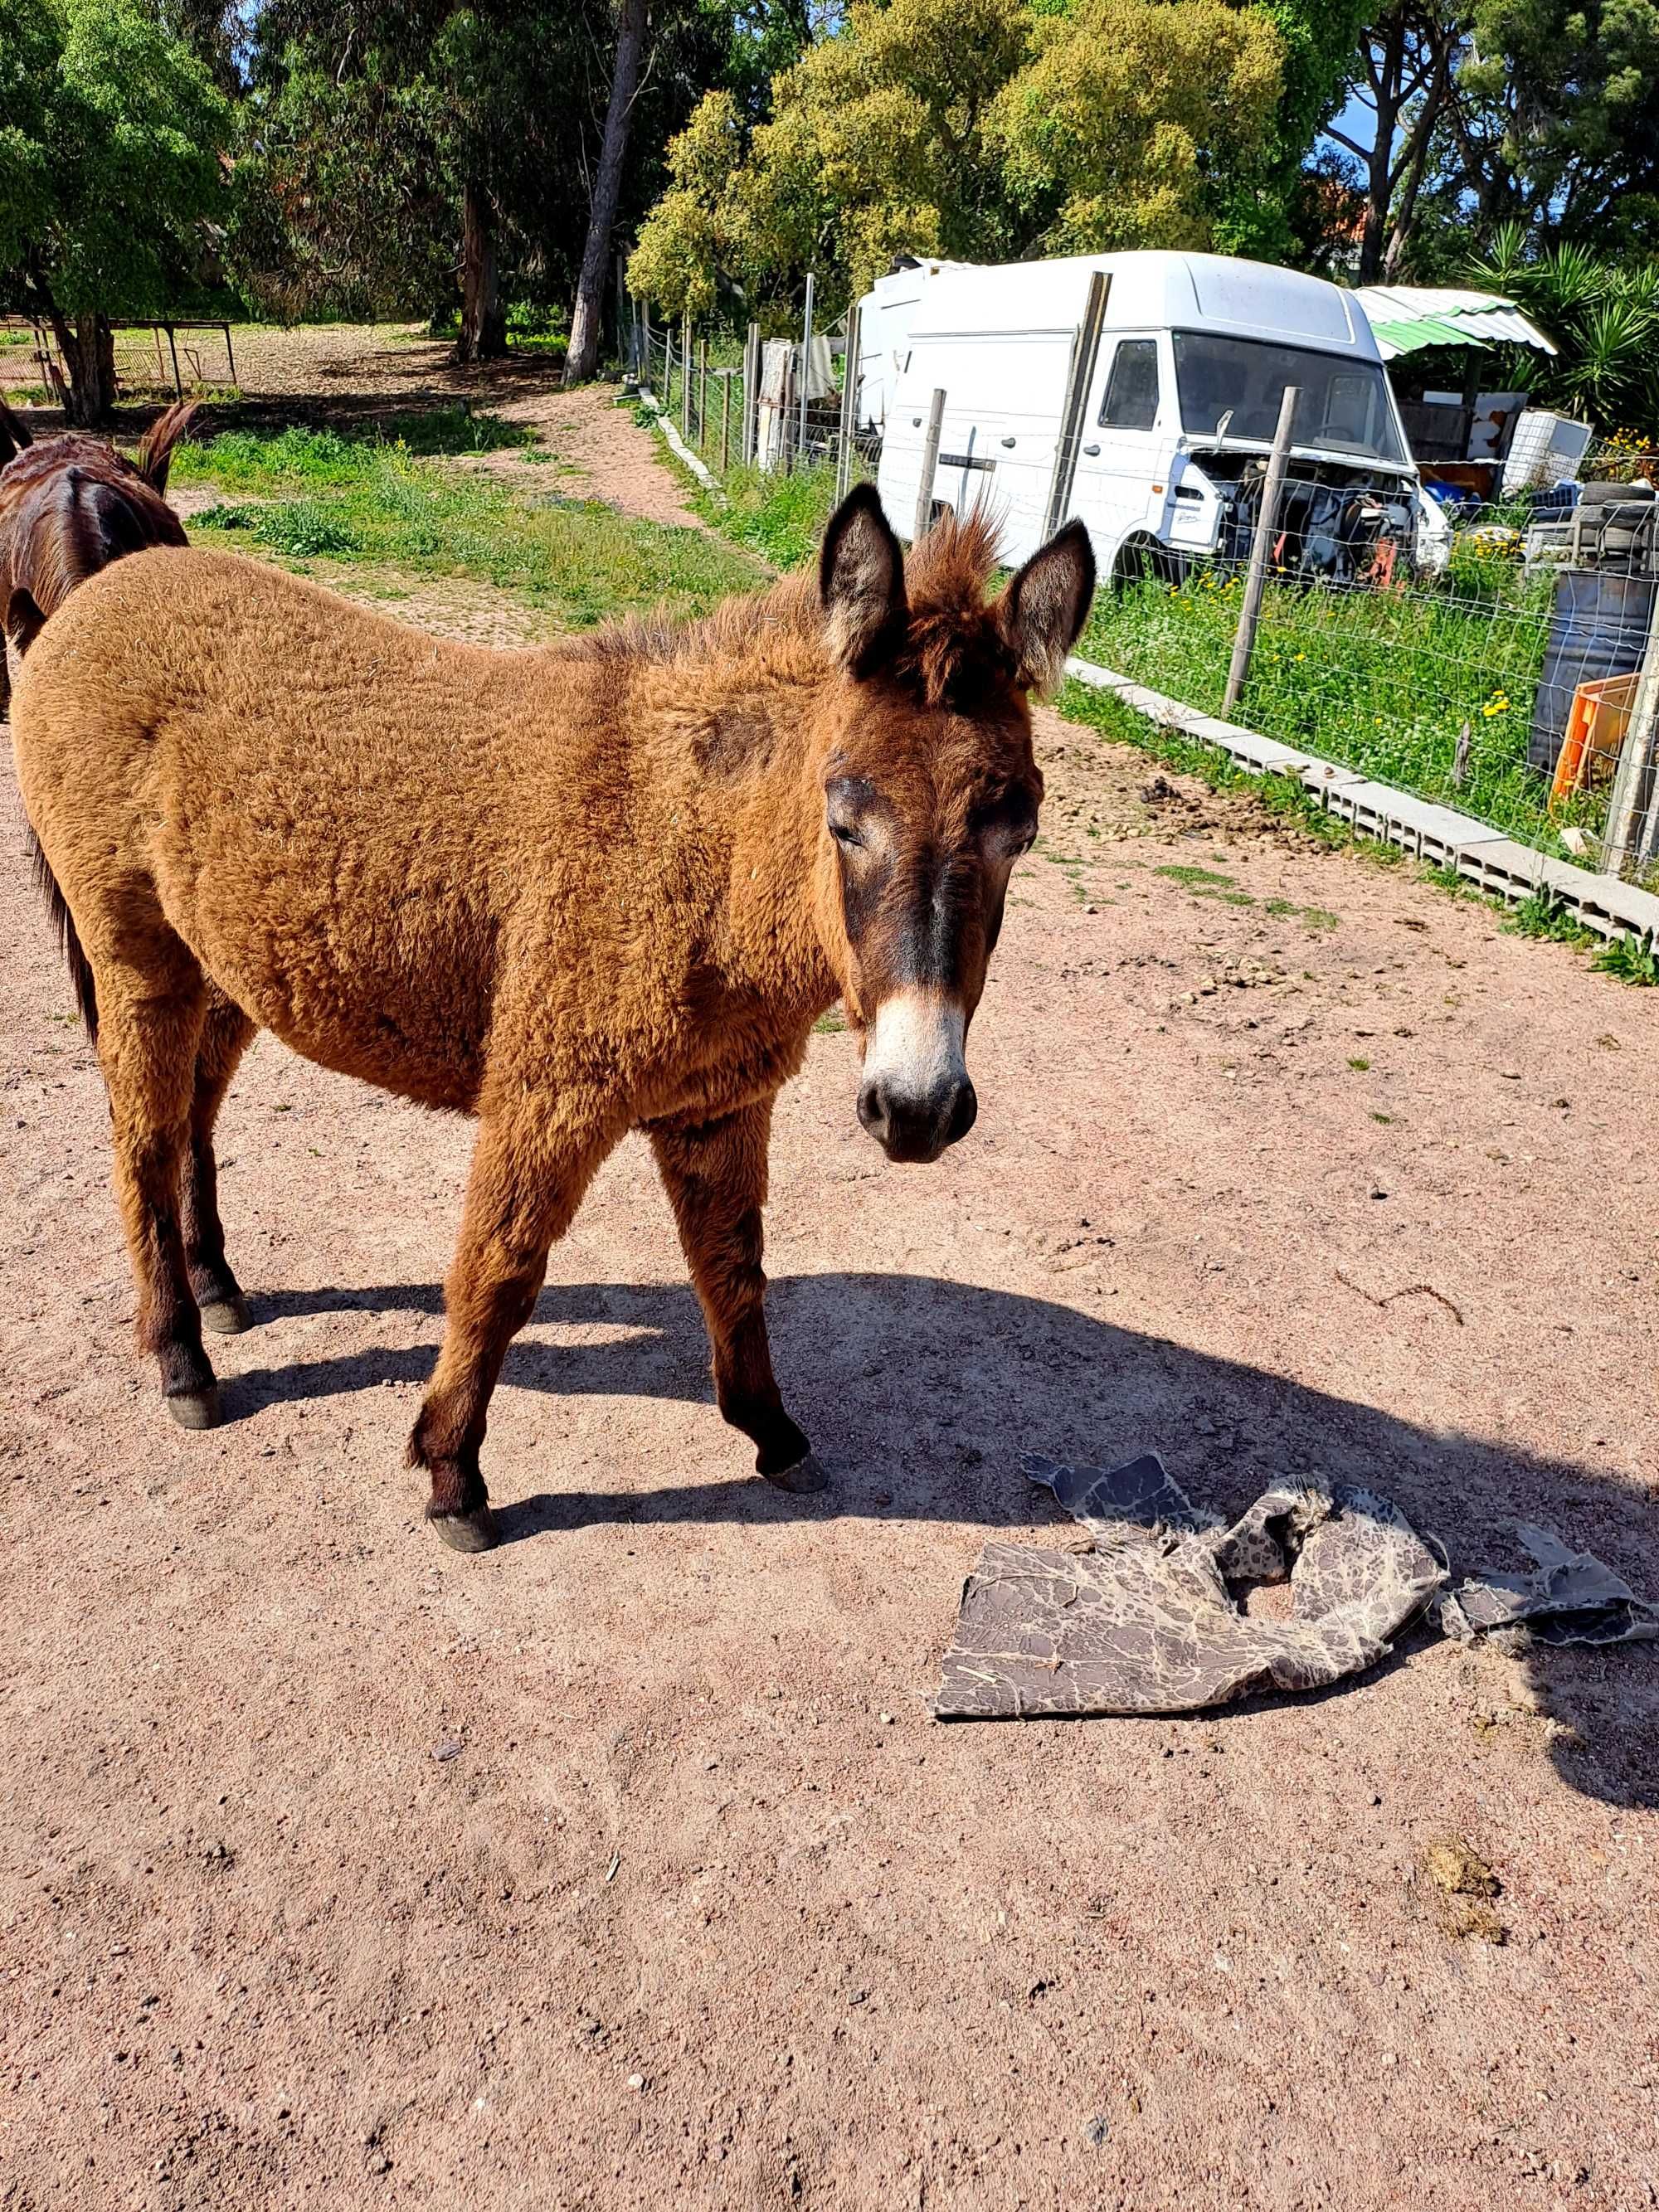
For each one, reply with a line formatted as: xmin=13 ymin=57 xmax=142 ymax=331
xmin=902 ymin=251 xmax=1381 ymax=361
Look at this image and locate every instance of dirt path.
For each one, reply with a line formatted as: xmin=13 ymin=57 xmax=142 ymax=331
xmin=3 ymin=401 xmax=1658 ymax=2210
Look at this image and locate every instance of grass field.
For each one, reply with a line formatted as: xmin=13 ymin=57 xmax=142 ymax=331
xmin=174 ymin=413 xmax=762 ymax=630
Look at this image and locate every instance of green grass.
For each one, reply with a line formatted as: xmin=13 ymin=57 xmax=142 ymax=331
xmin=171 ymin=410 xmax=533 ymax=492
xmin=178 ymin=420 xmax=763 ymax=630
xmin=1078 ymin=563 xmax=1582 ymax=854
xmin=694 ymin=458 xmax=844 ymax=571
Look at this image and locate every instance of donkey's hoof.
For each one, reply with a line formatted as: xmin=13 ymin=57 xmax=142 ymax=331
xmin=166 ymin=1384 xmax=221 ymax=1432
xmin=199 ymin=1294 xmax=253 ymax=1336
xmin=765 ymin=1450 xmax=830 ymax=1495
xmin=428 ymin=1505 xmax=499 ymax=1553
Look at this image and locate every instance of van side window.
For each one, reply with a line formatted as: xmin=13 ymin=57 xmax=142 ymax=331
xmin=1099 ymin=339 xmax=1160 ymax=432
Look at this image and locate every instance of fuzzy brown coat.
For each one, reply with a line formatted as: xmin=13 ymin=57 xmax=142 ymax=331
xmin=10 ymin=489 xmax=1093 ymax=1544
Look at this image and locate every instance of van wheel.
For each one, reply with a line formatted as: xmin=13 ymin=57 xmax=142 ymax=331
xmin=1112 ymin=537 xmax=1185 ymax=591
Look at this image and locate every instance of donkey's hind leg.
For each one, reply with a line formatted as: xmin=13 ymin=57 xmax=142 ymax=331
xmin=97 ymin=944 xmax=220 ymax=1428
xmin=183 ymin=989 xmax=258 ymax=1335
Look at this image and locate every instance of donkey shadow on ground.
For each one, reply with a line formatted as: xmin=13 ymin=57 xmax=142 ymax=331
xmin=239 ymin=1269 xmax=1659 ymax=1811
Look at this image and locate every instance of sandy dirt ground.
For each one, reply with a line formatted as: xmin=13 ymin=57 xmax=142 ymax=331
xmin=2 ymin=350 xmax=1658 ymax=2210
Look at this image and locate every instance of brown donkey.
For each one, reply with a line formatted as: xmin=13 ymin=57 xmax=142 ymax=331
xmin=9 ymin=487 xmax=1093 ymax=1548
xmin=0 ymin=396 xmax=195 ymax=716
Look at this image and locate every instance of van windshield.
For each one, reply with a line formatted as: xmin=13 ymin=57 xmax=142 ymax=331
xmin=1172 ymin=333 xmax=1408 ymax=465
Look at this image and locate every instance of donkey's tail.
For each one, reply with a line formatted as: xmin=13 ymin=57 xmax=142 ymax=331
xmin=23 ymin=822 xmax=98 ymax=1043
xmin=134 ymin=399 xmax=198 ymax=493
xmin=0 ymin=395 xmax=34 ymax=469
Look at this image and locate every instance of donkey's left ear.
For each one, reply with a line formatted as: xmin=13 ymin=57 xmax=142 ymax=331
xmin=997 ymin=520 xmax=1096 ymax=695
xmin=820 ymin=482 xmax=907 ymax=676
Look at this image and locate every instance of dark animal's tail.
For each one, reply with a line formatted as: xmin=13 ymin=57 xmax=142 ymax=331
xmin=23 ymin=823 xmax=97 ymax=1043
xmin=0 ymin=395 xmax=34 ymax=469
xmin=134 ymin=398 xmax=198 ymax=493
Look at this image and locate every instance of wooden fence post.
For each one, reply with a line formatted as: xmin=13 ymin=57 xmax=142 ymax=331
xmin=914 ymin=387 xmax=946 ymax=542
xmin=721 ymin=371 xmax=732 ymax=474
xmin=681 ymin=311 xmax=692 ymax=438
xmin=798 ymin=271 xmax=815 ymax=468
xmin=698 ymin=339 xmax=708 ymax=450
xmin=1223 ymin=384 xmax=1300 ymax=716
xmin=743 ymin=323 xmax=761 ymax=466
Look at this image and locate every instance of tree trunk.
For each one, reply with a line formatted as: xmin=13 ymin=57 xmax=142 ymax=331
xmin=563 ymin=0 xmax=648 ymax=387
xmin=49 ymin=312 xmax=118 ymax=425
xmin=456 ymin=179 xmax=505 ymax=364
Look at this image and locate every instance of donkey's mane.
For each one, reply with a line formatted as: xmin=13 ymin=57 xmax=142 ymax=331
xmin=573 ymin=506 xmax=1010 ymax=708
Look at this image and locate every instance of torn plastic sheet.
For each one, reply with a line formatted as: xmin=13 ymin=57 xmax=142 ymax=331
xmin=1440 ymin=1524 xmax=1659 ymax=1647
xmin=931 ymin=1454 xmax=1658 ymax=1720
xmin=932 ymin=1453 xmax=1445 ymax=1721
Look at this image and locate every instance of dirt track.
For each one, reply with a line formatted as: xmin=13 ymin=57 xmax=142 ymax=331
xmin=3 ymin=354 xmax=1658 ymax=2210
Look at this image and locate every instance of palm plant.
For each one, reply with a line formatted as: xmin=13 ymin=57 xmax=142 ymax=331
xmin=1469 ymin=227 xmax=1659 ymax=440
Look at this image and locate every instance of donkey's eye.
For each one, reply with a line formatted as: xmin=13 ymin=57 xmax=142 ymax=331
xmin=830 ymin=820 xmax=864 ymax=850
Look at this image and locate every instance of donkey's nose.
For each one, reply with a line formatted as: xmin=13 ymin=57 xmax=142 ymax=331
xmin=858 ymin=1071 xmax=978 ymax=1164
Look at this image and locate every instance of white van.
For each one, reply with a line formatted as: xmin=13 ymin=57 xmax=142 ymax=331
xmin=867 ymin=250 xmax=1451 ymax=582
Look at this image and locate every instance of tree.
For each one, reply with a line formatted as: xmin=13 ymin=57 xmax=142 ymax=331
xmin=988 ymin=0 xmax=1284 ymax=255
xmin=0 ymin=0 xmax=229 ymax=423
xmin=629 ymin=0 xmax=1291 ymax=323
xmin=565 ymin=0 xmax=648 ymax=385
xmin=1325 ymin=5 xmax=1466 ymax=283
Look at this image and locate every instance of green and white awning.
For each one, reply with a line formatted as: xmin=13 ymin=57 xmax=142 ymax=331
xmin=1351 ymin=285 xmax=1557 ymax=361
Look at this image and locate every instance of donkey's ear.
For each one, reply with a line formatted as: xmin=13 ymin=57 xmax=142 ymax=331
xmin=997 ymin=519 xmax=1096 ymax=695
xmin=5 ymin=587 xmax=46 ymax=659
xmin=820 ymin=482 xmax=906 ymax=676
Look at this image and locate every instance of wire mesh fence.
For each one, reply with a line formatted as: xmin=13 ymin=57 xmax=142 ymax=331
xmin=1078 ymin=463 xmax=1659 ymax=868
xmin=622 ymin=292 xmax=873 ymax=493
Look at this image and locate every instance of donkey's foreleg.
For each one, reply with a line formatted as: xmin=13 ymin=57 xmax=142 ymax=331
xmin=410 ymin=1101 xmax=613 ymax=1553
xmin=648 ymin=1097 xmax=826 ymax=1495
xmin=182 ymin=990 xmax=258 ymax=1335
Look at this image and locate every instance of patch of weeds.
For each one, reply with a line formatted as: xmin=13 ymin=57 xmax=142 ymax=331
xmin=1418 ymin=863 xmax=1469 ymax=898
xmin=1593 ymin=927 xmax=1659 ymax=986
xmin=1301 ymin=907 xmax=1340 ymax=932
xmin=1347 ymin=1056 xmax=1371 ymax=1072
xmin=1220 ymin=890 xmax=1256 ymax=907
xmin=1505 ymin=884 xmax=1595 ymax=948
xmin=1372 ymin=1111 xmax=1394 ymax=1123
xmin=195 ymin=499 xmax=362 ymax=557
xmin=1263 ymin=897 xmax=1299 ymax=916
xmin=1155 ymin=863 xmax=1235 ymax=889
xmin=812 ymin=1007 xmax=847 ymax=1034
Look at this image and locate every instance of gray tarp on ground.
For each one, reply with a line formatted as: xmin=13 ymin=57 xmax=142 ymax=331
xmin=932 ymin=1451 xmax=1659 ymax=1721
xmin=932 ymin=1453 xmax=1445 ymax=1721
xmin=1441 ymin=1524 xmax=1659 ymax=1646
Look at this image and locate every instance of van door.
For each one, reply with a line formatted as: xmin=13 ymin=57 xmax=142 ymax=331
xmin=1072 ymin=333 xmax=1173 ymax=576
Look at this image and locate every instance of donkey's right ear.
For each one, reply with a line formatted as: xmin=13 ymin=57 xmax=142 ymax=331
xmin=820 ymin=483 xmax=906 ymax=676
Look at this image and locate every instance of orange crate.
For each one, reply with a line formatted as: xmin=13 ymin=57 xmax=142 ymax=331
xmin=1551 ymin=671 xmax=1640 ymax=809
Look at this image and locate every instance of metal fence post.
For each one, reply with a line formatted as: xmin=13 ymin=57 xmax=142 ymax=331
xmin=835 ymin=297 xmax=860 ymax=501
xmin=721 ymin=370 xmax=732 ymax=475
xmin=698 ymin=338 xmax=708 ymax=450
xmin=681 ymin=312 xmax=692 ymax=438
xmin=1602 ymin=586 xmax=1659 ymax=875
xmin=1222 ymin=385 xmax=1300 ymax=716
xmin=798 ymin=272 xmax=815 ymax=468
xmin=914 ymin=387 xmax=946 ymax=542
